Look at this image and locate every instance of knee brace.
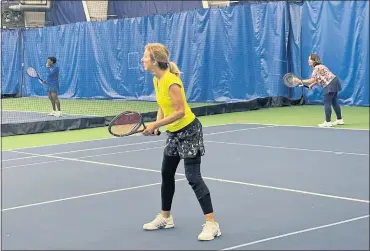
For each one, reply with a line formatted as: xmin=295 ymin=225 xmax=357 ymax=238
xmin=161 ymin=155 xmax=180 ymax=181
xmin=184 ymin=156 xmax=209 ymax=199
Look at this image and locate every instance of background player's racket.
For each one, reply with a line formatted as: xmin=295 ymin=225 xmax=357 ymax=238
xmin=26 ymin=67 xmax=44 ymax=82
xmin=108 ymin=111 xmax=161 ymax=137
xmin=283 ymin=73 xmax=309 ymax=88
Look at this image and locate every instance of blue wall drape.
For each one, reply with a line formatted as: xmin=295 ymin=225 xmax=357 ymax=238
xmin=107 ymin=1 xmax=203 ymax=19
xmin=301 ymin=1 xmax=369 ymax=106
xmin=45 ymin=1 xmax=86 ymax=26
xmin=2 ymin=1 xmax=369 ymax=106
xmin=1 ymin=30 xmax=22 ymax=95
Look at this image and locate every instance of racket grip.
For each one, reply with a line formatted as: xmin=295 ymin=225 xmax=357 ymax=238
xmin=299 ymin=84 xmax=309 ymax=88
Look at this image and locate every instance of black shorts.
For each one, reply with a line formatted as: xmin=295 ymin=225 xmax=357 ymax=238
xmin=164 ymin=118 xmax=205 ymax=159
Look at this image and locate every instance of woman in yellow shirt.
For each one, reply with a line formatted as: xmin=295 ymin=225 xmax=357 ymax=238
xmin=141 ymin=43 xmax=221 ymax=241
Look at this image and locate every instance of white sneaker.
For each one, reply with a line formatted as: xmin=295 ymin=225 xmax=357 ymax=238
xmin=318 ymin=121 xmax=332 ymax=127
xmin=143 ymin=213 xmax=174 ymax=230
xmin=332 ymin=119 xmax=344 ymax=125
xmin=198 ymin=221 xmax=221 ymax=241
xmin=48 ymin=111 xmax=56 ymax=116
xmin=54 ymin=111 xmax=62 ymax=117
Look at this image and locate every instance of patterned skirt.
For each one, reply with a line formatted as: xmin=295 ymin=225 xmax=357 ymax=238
xmin=324 ymin=77 xmax=342 ymax=95
xmin=163 ymin=118 xmax=205 ymax=159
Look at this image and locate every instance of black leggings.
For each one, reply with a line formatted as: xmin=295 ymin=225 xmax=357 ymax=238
xmin=161 ymin=153 xmax=214 ymax=215
xmin=324 ymin=92 xmax=342 ymax=122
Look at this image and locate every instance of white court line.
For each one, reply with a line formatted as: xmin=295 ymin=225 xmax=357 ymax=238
xmin=221 ymin=215 xmax=369 ymax=250
xmin=3 ymin=125 xmax=274 ymax=162
xmin=1 ymin=121 xmax=368 ymax=152
xmin=202 ymin=176 xmax=369 ymax=203
xmin=3 ymin=109 xmax=98 ymax=117
xmin=238 ymin=122 xmax=369 ymax=131
xmin=2 ymin=178 xmax=187 ymax=211
xmin=9 ymin=150 xmax=370 ymax=204
xmin=2 ymin=122 xmax=239 ymax=152
xmin=2 ymin=160 xmax=64 ymax=169
xmin=2 ymin=146 xmax=164 ymax=170
xmin=8 ymin=124 xmax=364 ymax=164
xmin=206 ymin=140 xmax=369 ymax=156
xmin=2 ymin=140 xmax=165 ymax=162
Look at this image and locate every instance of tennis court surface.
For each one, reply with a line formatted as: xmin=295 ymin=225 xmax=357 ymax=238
xmin=2 ymin=123 xmax=369 ymax=250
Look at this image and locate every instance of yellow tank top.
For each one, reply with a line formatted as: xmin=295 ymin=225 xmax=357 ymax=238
xmin=153 ymin=71 xmax=195 ymax=132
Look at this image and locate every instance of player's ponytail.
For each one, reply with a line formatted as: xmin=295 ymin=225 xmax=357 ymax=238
xmin=168 ymin=61 xmax=181 ymax=78
xmin=145 ymin=43 xmax=182 ymax=77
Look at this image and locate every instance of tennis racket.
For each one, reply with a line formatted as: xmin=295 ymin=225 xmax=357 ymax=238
xmin=27 ymin=67 xmax=44 ymax=82
xmin=283 ymin=73 xmax=309 ymax=88
xmin=108 ymin=111 xmax=161 ymax=137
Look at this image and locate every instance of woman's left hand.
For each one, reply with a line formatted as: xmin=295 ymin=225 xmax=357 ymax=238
xmin=142 ymin=123 xmax=157 ymax=136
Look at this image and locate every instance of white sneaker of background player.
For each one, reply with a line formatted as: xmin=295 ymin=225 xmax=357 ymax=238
xmin=54 ymin=111 xmax=61 ymax=117
xmin=143 ymin=213 xmax=174 ymax=230
xmin=48 ymin=111 xmax=56 ymax=116
xmin=318 ymin=121 xmax=332 ymax=127
xmin=332 ymin=119 xmax=344 ymax=125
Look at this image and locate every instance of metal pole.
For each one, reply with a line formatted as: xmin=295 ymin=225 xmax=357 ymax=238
xmin=18 ymin=28 xmax=25 ymax=98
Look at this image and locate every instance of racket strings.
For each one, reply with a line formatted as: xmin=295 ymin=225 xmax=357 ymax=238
xmin=110 ymin=113 xmax=142 ymax=135
xmin=27 ymin=67 xmax=38 ymax=77
xmin=283 ymin=73 xmax=298 ymax=87
xmin=111 ymin=124 xmax=139 ymax=134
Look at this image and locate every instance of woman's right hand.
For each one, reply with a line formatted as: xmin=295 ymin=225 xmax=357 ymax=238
xmin=292 ymin=78 xmax=301 ymax=84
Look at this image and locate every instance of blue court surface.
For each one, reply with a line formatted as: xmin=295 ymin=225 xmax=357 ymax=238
xmin=2 ymin=123 xmax=369 ymax=250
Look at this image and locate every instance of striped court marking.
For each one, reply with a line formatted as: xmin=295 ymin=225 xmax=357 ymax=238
xmin=238 ymin=122 xmax=369 ymax=131
xmin=221 ymin=215 xmax=369 ymax=250
xmin=2 ymin=178 xmax=187 ymax=211
xmin=2 ymin=146 xmax=164 ymax=170
xmin=7 ymin=150 xmax=370 ymax=206
xmin=206 ymin=140 xmax=369 ymax=156
xmin=3 ymin=125 xmax=274 ymax=162
xmin=2 ymin=122 xmax=242 ymax=152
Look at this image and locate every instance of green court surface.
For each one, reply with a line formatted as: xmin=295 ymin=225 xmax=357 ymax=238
xmin=2 ymin=105 xmax=368 ymax=151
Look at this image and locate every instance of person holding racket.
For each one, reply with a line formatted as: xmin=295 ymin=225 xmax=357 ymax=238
xmin=293 ymin=53 xmax=344 ymax=127
xmin=140 ymin=43 xmax=221 ymax=241
xmin=42 ymin=56 xmax=61 ymax=117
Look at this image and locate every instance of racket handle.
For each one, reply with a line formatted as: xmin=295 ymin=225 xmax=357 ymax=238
xmin=138 ymin=128 xmax=161 ymax=136
xmin=299 ymin=84 xmax=309 ymax=88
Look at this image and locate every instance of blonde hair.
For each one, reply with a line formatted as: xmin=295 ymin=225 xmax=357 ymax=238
xmin=145 ymin=43 xmax=181 ymax=77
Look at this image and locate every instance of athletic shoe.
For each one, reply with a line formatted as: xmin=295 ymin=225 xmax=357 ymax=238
xmin=318 ymin=121 xmax=332 ymax=127
xmin=198 ymin=221 xmax=221 ymax=241
xmin=143 ymin=213 xmax=174 ymax=230
xmin=332 ymin=119 xmax=344 ymax=125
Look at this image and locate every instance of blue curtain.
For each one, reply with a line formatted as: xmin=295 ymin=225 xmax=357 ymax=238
xmin=107 ymin=1 xmax=203 ymax=19
xmin=1 ymin=30 xmax=22 ymax=95
xmin=301 ymin=1 xmax=369 ymax=106
xmin=2 ymin=1 xmax=368 ymax=106
xmin=45 ymin=1 xmax=86 ymax=26
xmin=20 ymin=2 xmax=291 ymax=103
